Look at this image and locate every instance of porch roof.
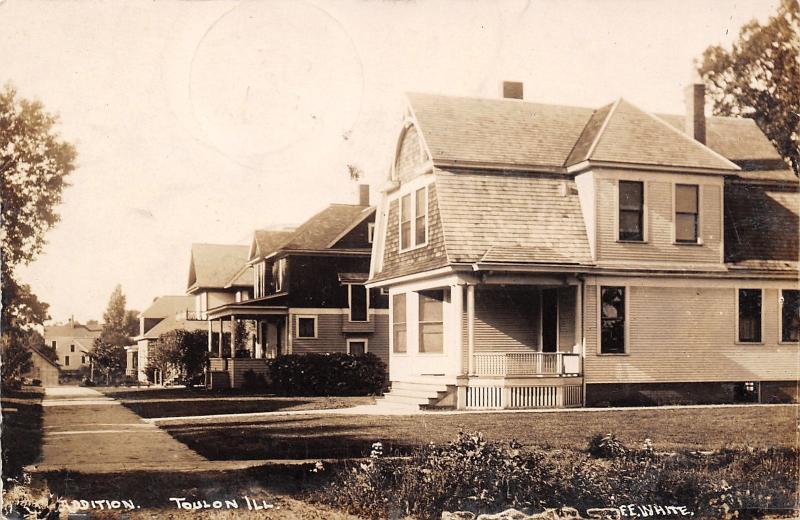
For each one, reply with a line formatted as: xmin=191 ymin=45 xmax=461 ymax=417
xmin=206 ymin=302 xmax=288 ymax=320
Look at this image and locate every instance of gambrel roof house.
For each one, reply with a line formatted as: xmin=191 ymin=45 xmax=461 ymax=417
xmin=202 ymin=186 xmax=390 ymax=389
xmin=368 ymin=82 xmax=798 ymax=410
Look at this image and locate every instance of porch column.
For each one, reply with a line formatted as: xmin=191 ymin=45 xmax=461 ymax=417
xmin=230 ymin=315 xmax=237 ymax=358
xmin=467 ymin=284 xmax=475 ymax=375
xmin=207 ymin=319 xmax=213 ymax=353
xmin=451 ymin=284 xmax=465 ymax=375
xmin=255 ymin=319 xmax=263 ymax=359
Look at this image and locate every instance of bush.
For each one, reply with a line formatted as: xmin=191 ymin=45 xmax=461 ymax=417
xmin=319 ymin=432 xmax=799 ymax=520
xmin=587 ymin=432 xmax=627 ymax=458
xmin=242 ymin=369 xmax=268 ymax=391
xmin=80 ymin=378 xmax=96 ymax=387
xmin=268 ymin=353 xmax=387 ymax=396
xmin=30 ymin=379 xmax=41 ymax=387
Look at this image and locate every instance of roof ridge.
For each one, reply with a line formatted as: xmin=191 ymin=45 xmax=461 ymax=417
xmin=406 ymin=91 xmax=597 ymax=111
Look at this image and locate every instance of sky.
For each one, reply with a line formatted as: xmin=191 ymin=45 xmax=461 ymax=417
xmin=1 ymin=0 xmax=779 ymax=323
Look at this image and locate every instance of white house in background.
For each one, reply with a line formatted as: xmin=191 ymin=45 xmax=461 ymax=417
xmin=186 ymin=243 xmax=252 ymax=317
xmin=132 ymin=295 xmax=205 ymax=382
xmin=44 ymin=319 xmax=102 ymax=374
xmin=367 ymin=81 xmax=799 ymax=410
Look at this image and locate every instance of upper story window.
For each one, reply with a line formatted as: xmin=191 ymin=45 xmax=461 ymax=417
xmin=272 ymin=258 xmax=287 ymax=293
xmin=349 ymin=284 xmax=368 ymax=322
xmin=737 ymin=288 xmax=762 ymax=343
xmin=70 ymin=344 xmax=75 ymax=352
xmin=675 ymin=184 xmax=699 ymax=243
xmin=51 ymin=341 xmax=56 ymax=349
xmin=367 ymin=223 xmax=375 ymax=244
xmin=392 ymin=293 xmax=407 ymax=353
xmin=418 ymin=289 xmax=446 ymax=353
xmin=618 ymin=181 xmax=644 ymax=242
xmin=600 ymin=286 xmax=626 ymax=354
xmin=780 ymin=289 xmax=800 ymax=343
xmin=254 ymin=262 xmax=267 ymax=298
xmin=399 ymin=186 xmax=428 ymax=250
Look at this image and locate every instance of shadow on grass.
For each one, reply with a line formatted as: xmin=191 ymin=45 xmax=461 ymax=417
xmin=2 ymin=387 xmax=44 ymax=480
xmin=99 ymin=387 xmax=277 ymax=401
xmin=121 ymin=399 xmax=315 ymax=418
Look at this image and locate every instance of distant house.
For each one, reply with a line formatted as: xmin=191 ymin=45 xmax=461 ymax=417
xmin=23 ymin=345 xmax=60 ymax=386
xmin=44 ymin=319 xmax=102 ymax=373
xmin=132 ymin=295 xmax=206 ymax=382
xmin=367 ymin=82 xmax=798 ymax=410
xmin=187 ymin=243 xmax=252 ymax=317
xmin=204 ymin=185 xmax=389 ymax=389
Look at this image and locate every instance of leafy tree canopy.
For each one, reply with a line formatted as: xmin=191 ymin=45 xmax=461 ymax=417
xmin=89 ymin=339 xmax=126 ymax=385
xmin=100 ymin=285 xmax=136 ymax=346
xmin=697 ymin=0 xmax=800 ymax=174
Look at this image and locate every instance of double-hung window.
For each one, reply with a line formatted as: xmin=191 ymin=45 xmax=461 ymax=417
xmin=273 ymin=258 xmax=287 ymax=292
xmin=675 ymin=184 xmax=699 ymax=243
xmin=419 ymin=289 xmax=446 ymax=353
xmin=737 ymin=289 xmax=762 ymax=343
xmin=392 ymin=294 xmax=407 ymax=353
xmin=399 ymin=187 xmax=427 ymax=250
xmin=600 ymin=286 xmax=626 ymax=354
xmin=780 ymin=289 xmax=800 ymax=343
xmin=618 ymin=181 xmax=644 ymax=241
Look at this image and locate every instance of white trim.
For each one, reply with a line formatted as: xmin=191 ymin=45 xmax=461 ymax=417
xmin=735 ymin=287 xmax=765 ymax=344
xmin=346 ymin=283 xmax=370 ymax=322
xmin=367 ymin=222 xmax=375 ymax=244
xmin=346 ymin=338 xmax=369 ymax=355
xmin=367 ymin=266 xmax=456 ymax=289
xmin=778 ymin=288 xmax=800 ymax=345
xmin=597 ymin=284 xmax=629 ymax=355
xmin=398 ymin=184 xmax=429 ymax=252
xmin=295 ymin=315 xmax=318 ymax=339
xmin=325 ymin=207 xmax=376 ymax=249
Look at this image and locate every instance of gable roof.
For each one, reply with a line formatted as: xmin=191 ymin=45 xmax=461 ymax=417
xmin=250 ymin=229 xmax=296 ymax=261
xmin=188 ymin=243 xmax=249 ymax=291
xmin=407 ymin=92 xmax=783 ymax=173
xmin=44 ymin=322 xmax=102 ymax=339
xmin=137 ymin=313 xmax=207 ymax=340
xmin=273 ymin=204 xmax=374 ymax=252
xmin=566 ymin=99 xmax=739 ymax=171
xmin=141 ymin=295 xmax=195 ymax=319
xmin=29 ymin=344 xmax=60 ymax=369
xmin=435 ymin=169 xmax=592 ymax=265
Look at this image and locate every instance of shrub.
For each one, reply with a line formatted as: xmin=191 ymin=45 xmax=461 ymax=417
xmin=587 ymin=432 xmax=627 ymax=458
xmin=80 ymin=378 xmax=96 ymax=387
xmin=268 ymin=353 xmax=387 ymax=396
xmin=30 ymin=379 xmax=41 ymax=387
xmin=242 ymin=369 xmax=268 ymax=391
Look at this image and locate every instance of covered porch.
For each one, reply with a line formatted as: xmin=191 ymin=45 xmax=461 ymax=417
xmin=205 ymin=303 xmax=288 ymax=389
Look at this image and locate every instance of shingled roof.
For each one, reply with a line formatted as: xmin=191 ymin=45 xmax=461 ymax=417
xmin=140 ymin=295 xmax=195 ymax=319
xmin=435 ymin=169 xmax=592 ymax=265
xmin=187 ymin=244 xmax=249 ymax=291
xmin=250 ymin=229 xmax=296 ymax=261
xmin=274 ymin=204 xmax=374 ymax=252
xmin=408 ymin=93 xmax=779 ymax=172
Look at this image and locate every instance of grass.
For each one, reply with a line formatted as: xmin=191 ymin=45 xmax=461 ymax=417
xmin=161 ymin=405 xmax=798 ymax=460
xmin=98 ymin=387 xmax=373 ymax=418
xmin=1 ymin=385 xmax=44 ymax=480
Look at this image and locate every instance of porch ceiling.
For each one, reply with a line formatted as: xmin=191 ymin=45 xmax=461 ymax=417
xmin=206 ymin=303 xmax=288 ymax=320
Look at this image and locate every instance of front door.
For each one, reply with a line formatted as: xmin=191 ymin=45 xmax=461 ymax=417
xmin=541 ymin=289 xmax=558 ymax=352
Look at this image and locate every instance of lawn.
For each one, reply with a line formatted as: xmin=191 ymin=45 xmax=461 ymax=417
xmin=98 ymin=387 xmax=374 ymax=418
xmin=1 ymin=386 xmax=44 ymax=480
xmin=160 ymin=405 xmax=798 ymax=460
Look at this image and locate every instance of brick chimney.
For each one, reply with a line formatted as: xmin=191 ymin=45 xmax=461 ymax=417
xmin=358 ymin=184 xmax=370 ymax=206
xmin=684 ymin=82 xmax=706 ymax=144
xmin=502 ymin=81 xmax=524 ymax=100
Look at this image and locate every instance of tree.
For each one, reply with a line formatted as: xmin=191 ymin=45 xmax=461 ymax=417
xmin=697 ymin=0 xmax=800 ymax=174
xmin=1 ymin=84 xmax=74 ymax=383
xmin=152 ymin=329 xmax=208 ymax=385
xmin=124 ymin=309 xmax=140 ymax=338
xmin=89 ymin=339 xmax=126 ymax=385
xmin=100 ymin=285 xmax=133 ymax=346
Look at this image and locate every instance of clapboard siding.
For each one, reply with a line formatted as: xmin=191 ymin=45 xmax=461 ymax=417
xmin=474 ymin=288 xmax=540 ymax=352
xmin=583 ymin=284 xmax=798 ymax=383
xmin=290 ymin=312 xmax=389 ymax=365
xmin=595 ymin=177 xmax=722 ymax=264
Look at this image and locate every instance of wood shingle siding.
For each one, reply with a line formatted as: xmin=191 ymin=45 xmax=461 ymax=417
xmin=583 ymin=284 xmax=799 ymax=384
xmin=377 ymin=183 xmax=449 ymax=279
xmin=594 ymin=176 xmax=723 ymax=264
xmin=395 ymin=124 xmax=427 ymax=183
xmin=435 ymin=170 xmax=591 ymax=264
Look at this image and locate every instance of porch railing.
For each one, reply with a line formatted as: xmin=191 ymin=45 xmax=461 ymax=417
xmin=176 ymin=310 xmax=206 ymax=321
xmin=473 ymin=352 xmax=581 ymax=377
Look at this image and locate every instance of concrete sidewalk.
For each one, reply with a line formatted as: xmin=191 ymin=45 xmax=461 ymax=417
xmin=30 ymin=385 xmax=206 ymax=473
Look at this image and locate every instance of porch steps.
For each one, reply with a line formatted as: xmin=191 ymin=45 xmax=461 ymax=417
xmin=379 ymin=380 xmax=454 ymax=410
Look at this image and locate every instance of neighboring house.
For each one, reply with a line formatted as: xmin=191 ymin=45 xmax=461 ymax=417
xmin=133 ymin=295 xmax=206 ymax=382
xmin=23 ymin=345 xmax=60 ymax=386
xmin=187 ymin=243 xmax=252 ymax=318
xmin=44 ymin=319 xmax=102 ymax=373
xmin=205 ymin=185 xmax=389 ymax=389
xmin=367 ymin=81 xmax=799 ymax=410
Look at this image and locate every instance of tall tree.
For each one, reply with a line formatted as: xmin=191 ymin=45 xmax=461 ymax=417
xmin=89 ymin=339 xmax=126 ymax=385
xmin=1 ymin=84 xmax=75 ymax=383
xmin=124 ymin=309 xmax=140 ymax=338
xmin=697 ymin=0 xmax=800 ymax=174
xmin=100 ymin=285 xmax=132 ymax=346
